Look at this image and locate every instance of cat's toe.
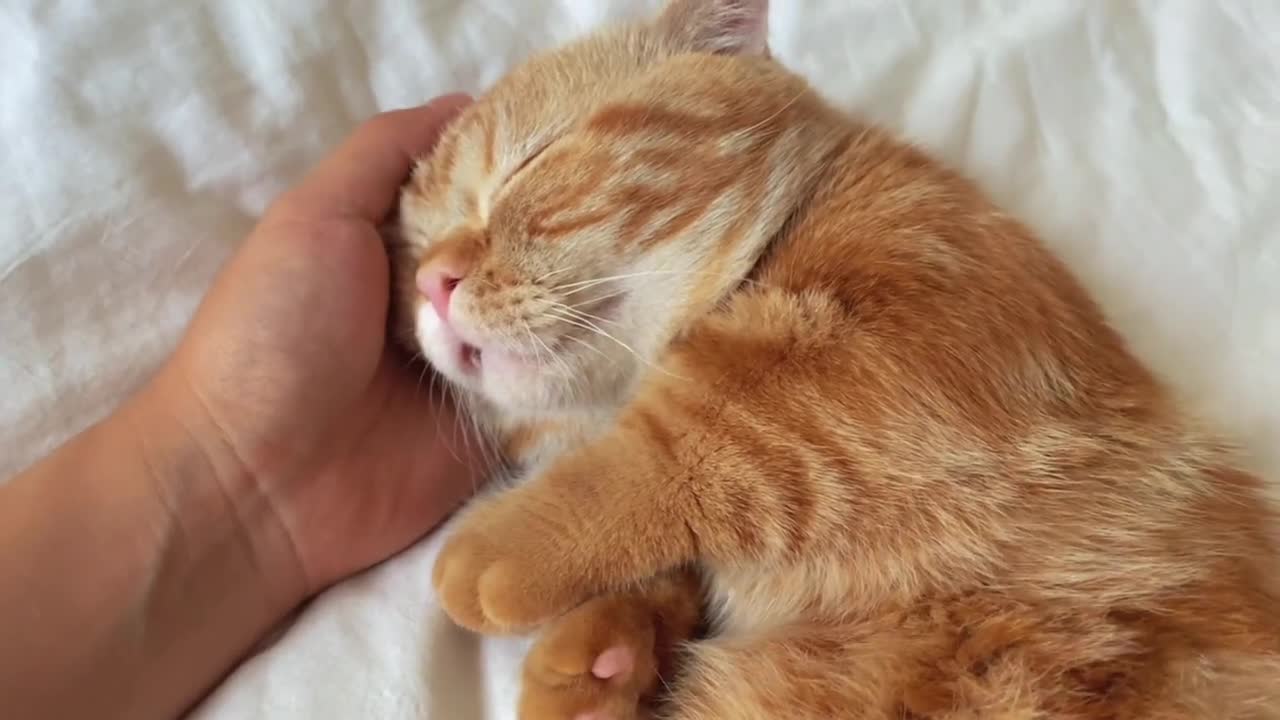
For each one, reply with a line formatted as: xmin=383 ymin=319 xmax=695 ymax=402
xmin=520 ymin=646 xmax=646 ymax=720
xmin=518 ymin=594 xmax=659 ymax=720
xmin=433 ymin=515 xmax=584 ymax=633
xmin=590 ymin=646 xmax=636 ymax=680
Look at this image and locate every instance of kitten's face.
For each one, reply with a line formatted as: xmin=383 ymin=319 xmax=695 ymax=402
xmin=394 ymin=0 xmax=773 ymax=417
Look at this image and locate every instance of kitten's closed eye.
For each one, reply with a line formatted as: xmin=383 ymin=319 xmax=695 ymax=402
xmin=396 ymin=14 xmax=805 ymax=417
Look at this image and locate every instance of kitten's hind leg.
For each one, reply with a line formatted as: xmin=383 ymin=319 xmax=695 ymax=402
xmin=657 ymin=621 xmax=903 ymax=720
xmin=519 ymin=568 xmax=703 ymax=720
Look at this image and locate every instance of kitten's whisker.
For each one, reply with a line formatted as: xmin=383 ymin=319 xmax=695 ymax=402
xmin=546 ymin=309 xmax=689 ymax=382
xmin=534 ymin=266 xmax=574 ymax=283
xmin=431 ymin=376 xmax=464 ymax=467
xmin=554 ymin=269 xmax=772 ymax=297
xmin=522 ymin=323 xmax=545 ymax=365
xmin=411 ymin=351 xmax=429 ymax=398
xmin=455 ymin=388 xmax=474 ymax=462
xmin=571 ymin=286 xmax=631 ymax=309
xmin=453 ymin=388 xmax=498 ymax=481
xmin=408 ymin=352 xmax=463 ymax=465
xmin=468 ymin=400 xmax=501 ymax=479
xmin=564 ymin=334 xmax=616 ymax=364
xmin=548 ymin=270 xmax=694 ymax=292
xmin=524 ymin=321 xmax=573 ymax=379
xmin=552 ymin=268 xmax=746 ymax=290
xmin=434 ymin=370 xmax=450 ymax=428
xmin=444 ymin=383 xmax=463 ymax=460
xmin=547 ymin=300 xmax=619 ymax=328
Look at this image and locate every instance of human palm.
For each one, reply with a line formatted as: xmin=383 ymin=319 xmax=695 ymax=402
xmin=162 ymin=96 xmax=480 ymax=591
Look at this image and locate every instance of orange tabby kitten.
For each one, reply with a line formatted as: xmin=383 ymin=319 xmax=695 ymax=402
xmin=390 ymin=1 xmax=1280 ymax=718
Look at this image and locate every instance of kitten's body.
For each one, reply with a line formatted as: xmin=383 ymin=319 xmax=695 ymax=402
xmin=392 ymin=2 xmax=1280 ymax=717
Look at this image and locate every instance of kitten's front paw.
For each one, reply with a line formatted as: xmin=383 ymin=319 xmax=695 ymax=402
xmin=519 ymin=594 xmax=659 ymax=720
xmin=432 ymin=498 xmax=592 ymax=633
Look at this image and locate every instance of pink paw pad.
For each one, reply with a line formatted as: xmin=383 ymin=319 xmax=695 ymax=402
xmin=590 ymin=645 xmax=635 ymax=681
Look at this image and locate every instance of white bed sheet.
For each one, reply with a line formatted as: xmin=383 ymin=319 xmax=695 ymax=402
xmin=2 ymin=1 xmax=1277 ymax=718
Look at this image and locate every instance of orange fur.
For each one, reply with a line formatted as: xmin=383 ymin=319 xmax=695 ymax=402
xmin=390 ymin=1 xmax=1280 ymax=717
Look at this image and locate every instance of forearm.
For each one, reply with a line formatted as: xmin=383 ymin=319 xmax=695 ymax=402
xmin=0 ymin=378 xmax=303 ymax=720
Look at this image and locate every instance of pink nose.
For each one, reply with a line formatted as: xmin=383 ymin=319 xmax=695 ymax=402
xmin=416 ymin=264 xmax=463 ymax=323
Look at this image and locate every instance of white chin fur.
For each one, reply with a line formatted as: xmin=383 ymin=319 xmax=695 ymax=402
xmin=413 ymin=303 xmax=642 ymax=415
xmin=413 ymin=304 xmax=465 ymax=382
xmin=414 ymin=303 xmax=566 ymax=413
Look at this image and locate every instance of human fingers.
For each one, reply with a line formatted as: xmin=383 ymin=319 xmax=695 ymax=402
xmin=274 ymin=93 xmax=472 ymax=224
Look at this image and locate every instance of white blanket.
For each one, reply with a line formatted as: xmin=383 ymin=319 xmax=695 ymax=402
xmin=2 ymin=1 xmax=1277 ymax=718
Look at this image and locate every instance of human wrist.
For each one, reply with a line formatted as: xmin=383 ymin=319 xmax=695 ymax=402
xmin=123 ymin=367 xmax=311 ymax=611
xmin=0 ymin=372 xmax=310 ymax=720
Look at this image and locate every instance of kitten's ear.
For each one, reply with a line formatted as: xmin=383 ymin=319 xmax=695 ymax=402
xmin=655 ymin=0 xmax=770 ymax=57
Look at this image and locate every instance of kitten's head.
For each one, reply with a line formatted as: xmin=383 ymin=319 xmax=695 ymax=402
xmin=394 ymin=0 xmax=828 ymax=420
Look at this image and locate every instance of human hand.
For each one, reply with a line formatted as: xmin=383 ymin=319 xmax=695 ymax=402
xmin=148 ymin=94 xmax=482 ymax=599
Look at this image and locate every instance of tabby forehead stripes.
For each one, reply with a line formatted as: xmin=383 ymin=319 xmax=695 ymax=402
xmin=515 ymin=114 xmax=784 ymax=250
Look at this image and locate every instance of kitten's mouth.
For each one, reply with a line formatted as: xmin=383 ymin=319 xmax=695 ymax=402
xmin=460 ymin=343 xmax=482 ymax=372
xmin=457 ymin=340 xmax=547 ymax=377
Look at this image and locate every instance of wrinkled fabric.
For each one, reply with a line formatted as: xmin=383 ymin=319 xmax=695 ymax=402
xmin=0 ymin=2 xmax=1276 ymax=718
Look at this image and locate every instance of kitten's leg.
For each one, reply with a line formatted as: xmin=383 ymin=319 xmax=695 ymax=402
xmin=429 ymin=382 xmax=714 ymax=633
xmin=658 ymin=621 xmax=906 ymax=720
xmin=432 ymin=291 xmax=995 ymax=633
xmin=659 ymin=597 xmax=1273 ymax=720
xmin=657 ymin=616 xmax=1049 ymax=720
xmin=518 ymin=568 xmax=703 ymax=720
xmin=434 ymin=334 xmax=817 ymax=633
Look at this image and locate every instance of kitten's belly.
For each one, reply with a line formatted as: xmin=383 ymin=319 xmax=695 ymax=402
xmin=706 ymin=562 xmax=855 ymax=634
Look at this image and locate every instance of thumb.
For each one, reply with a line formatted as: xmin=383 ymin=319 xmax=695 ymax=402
xmin=274 ymin=94 xmax=474 ymax=224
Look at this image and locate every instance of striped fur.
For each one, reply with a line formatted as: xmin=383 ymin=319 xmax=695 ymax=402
xmin=391 ymin=1 xmax=1280 ymax=718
